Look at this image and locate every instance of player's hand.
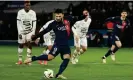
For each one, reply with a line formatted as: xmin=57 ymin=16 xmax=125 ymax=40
xmin=35 ymin=38 xmax=40 ymax=45
xmin=97 ymin=39 xmax=100 ymax=42
xmin=19 ymin=34 xmax=22 ymax=39
xmin=31 ymin=35 xmax=35 ymax=40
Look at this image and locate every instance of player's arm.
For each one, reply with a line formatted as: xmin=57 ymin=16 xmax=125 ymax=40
xmin=105 ymin=17 xmax=116 ymax=22
xmin=17 ymin=11 xmax=23 ymax=38
xmin=87 ymin=18 xmax=92 ymax=27
xmin=35 ymin=21 xmax=52 ymax=44
xmin=32 ymin=23 xmax=53 ymax=41
xmin=31 ymin=11 xmax=37 ymax=35
xmin=72 ymin=22 xmax=79 ymax=42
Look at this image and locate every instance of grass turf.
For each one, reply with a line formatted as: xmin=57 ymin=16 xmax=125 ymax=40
xmin=0 ymin=46 xmax=132 ymax=80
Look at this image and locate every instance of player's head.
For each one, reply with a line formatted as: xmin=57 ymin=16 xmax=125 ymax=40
xmin=121 ymin=10 xmax=127 ymax=18
xmin=82 ymin=9 xmax=89 ymax=20
xmin=24 ymin=1 xmax=31 ymax=12
xmin=54 ymin=9 xmax=64 ymax=22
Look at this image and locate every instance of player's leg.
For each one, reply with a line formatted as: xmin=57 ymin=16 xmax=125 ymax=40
xmin=24 ymin=44 xmax=59 ymax=64
xmin=39 ymin=37 xmax=53 ymax=65
xmin=111 ymin=40 xmax=122 ymax=61
xmin=55 ymin=46 xmax=71 ymax=79
xmin=73 ymin=37 xmax=87 ymax=63
xmin=80 ymin=37 xmax=88 ymax=54
xmin=16 ymin=34 xmax=25 ymax=65
xmin=102 ymin=35 xmax=116 ymax=63
xmin=26 ymin=33 xmax=33 ymax=65
xmin=43 ymin=37 xmax=53 ymax=55
xmin=102 ymin=45 xmax=115 ymax=63
xmin=71 ymin=36 xmax=80 ymax=64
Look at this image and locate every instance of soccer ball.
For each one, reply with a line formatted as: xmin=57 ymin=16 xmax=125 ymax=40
xmin=44 ymin=69 xmax=54 ymax=78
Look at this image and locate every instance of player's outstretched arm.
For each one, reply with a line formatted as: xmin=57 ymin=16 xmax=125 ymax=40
xmin=32 ymin=23 xmax=53 ymax=41
xmin=105 ymin=17 xmax=116 ymax=23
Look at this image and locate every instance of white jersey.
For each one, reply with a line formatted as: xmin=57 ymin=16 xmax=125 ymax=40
xmin=40 ymin=20 xmax=55 ymax=41
xmin=17 ymin=9 xmax=36 ymax=35
xmin=72 ymin=17 xmax=91 ymax=38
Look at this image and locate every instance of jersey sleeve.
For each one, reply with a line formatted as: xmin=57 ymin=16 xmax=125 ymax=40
xmin=17 ymin=11 xmax=22 ymax=35
xmin=72 ymin=22 xmax=79 ymax=36
xmin=32 ymin=22 xmax=53 ymax=40
xmin=39 ymin=20 xmax=54 ymax=32
xmin=72 ymin=21 xmax=79 ymax=29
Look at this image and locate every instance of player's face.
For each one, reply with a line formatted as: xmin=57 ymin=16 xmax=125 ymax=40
xmin=24 ymin=3 xmax=31 ymax=11
xmin=83 ymin=10 xmax=89 ymax=16
xmin=121 ymin=12 xmax=127 ymax=18
xmin=55 ymin=13 xmax=64 ymax=22
xmin=83 ymin=10 xmax=89 ymax=20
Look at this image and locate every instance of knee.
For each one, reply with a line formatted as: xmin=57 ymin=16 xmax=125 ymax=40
xmin=76 ymin=47 xmax=80 ymax=52
xmin=82 ymin=48 xmax=87 ymax=52
xmin=19 ymin=44 xmax=24 ymax=48
xmin=63 ymin=54 xmax=71 ymax=59
xmin=27 ymin=42 xmax=32 ymax=49
xmin=48 ymin=54 xmax=55 ymax=61
xmin=117 ymin=44 xmax=122 ymax=48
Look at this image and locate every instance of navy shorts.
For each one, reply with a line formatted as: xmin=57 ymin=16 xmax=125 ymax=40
xmin=112 ymin=35 xmax=120 ymax=45
xmin=49 ymin=44 xmax=71 ymax=60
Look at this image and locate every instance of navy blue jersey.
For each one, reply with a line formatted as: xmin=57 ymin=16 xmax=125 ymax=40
xmin=32 ymin=20 xmax=70 ymax=46
xmin=105 ymin=16 xmax=130 ymax=37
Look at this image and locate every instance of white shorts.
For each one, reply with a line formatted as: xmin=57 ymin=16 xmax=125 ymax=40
xmin=43 ymin=35 xmax=54 ymax=46
xmin=18 ymin=33 xmax=33 ymax=44
xmin=74 ymin=37 xmax=87 ymax=47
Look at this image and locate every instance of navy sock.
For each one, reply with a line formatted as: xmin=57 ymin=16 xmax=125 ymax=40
xmin=55 ymin=59 xmax=70 ymax=78
xmin=32 ymin=54 xmax=48 ymax=61
xmin=105 ymin=49 xmax=112 ymax=58
xmin=112 ymin=47 xmax=119 ymax=54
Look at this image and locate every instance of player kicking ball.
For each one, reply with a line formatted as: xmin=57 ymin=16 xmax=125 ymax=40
xmin=102 ymin=10 xmax=131 ymax=63
xmin=71 ymin=9 xmax=91 ymax=64
xmin=36 ymin=20 xmax=55 ymax=65
xmin=24 ymin=9 xmax=71 ymax=79
xmin=16 ymin=1 xmax=36 ymax=65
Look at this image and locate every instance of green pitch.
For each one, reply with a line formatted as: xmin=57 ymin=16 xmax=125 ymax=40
xmin=0 ymin=46 xmax=132 ymax=80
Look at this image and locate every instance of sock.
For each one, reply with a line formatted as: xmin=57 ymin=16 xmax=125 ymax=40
xmin=55 ymin=59 xmax=70 ymax=78
xmin=18 ymin=48 xmax=23 ymax=61
xmin=27 ymin=48 xmax=32 ymax=58
xmin=32 ymin=54 xmax=48 ymax=61
xmin=73 ymin=50 xmax=80 ymax=58
xmin=112 ymin=47 xmax=119 ymax=54
xmin=104 ymin=49 xmax=112 ymax=58
xmin=44 ymin=49 xmax=50 ymax=55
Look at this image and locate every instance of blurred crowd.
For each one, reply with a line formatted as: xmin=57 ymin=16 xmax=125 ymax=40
xmin=0 ymin=1 xmax=132 ymax=47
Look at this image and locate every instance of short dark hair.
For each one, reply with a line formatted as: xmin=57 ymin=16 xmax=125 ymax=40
xmin=24 ymin=1 xmax=30 ymax=4
xmin=83 ymin=8 xmax=88 ymax=11
xmin=54 ymin=9 xmax=63 ymax=14
xmin=121 ymin=10 xmax=127 ymax=13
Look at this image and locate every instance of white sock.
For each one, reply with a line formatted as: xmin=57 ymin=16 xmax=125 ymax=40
xmin=27 ymin=48 xmax=32 ymax=58
xmin=73 ymin=49 xmax=80 ymax=57
xmin=42 ymin=49 xmax=50 ymax=55
xmin=45 ymin=49 xmax=50 ymax=55
xmin=18 ymin=48 xmax=23 ymax=61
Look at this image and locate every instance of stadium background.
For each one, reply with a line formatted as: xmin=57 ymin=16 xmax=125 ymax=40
xmin=0 ymin=1 xmax=132 ymax=47
xmin=0 ymin=1 xmax=133 ymax=80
